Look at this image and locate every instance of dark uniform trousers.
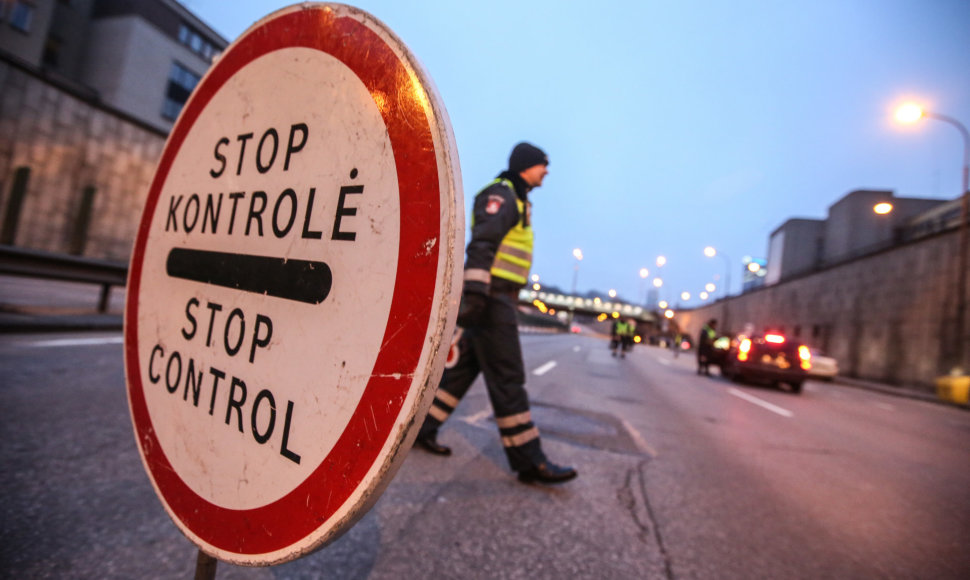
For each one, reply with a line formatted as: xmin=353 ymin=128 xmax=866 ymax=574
xmin=419 ymin=289 xmax=546 ymax=472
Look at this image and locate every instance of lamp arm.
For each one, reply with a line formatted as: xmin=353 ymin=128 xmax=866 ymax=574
xmin=925 ymin=112 xmax=970 ymax=178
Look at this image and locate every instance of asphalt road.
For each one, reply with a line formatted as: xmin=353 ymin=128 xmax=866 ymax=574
xmin=1 ymin=329 xmax=968 ymax=579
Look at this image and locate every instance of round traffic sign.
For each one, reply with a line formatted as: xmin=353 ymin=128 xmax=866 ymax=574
xmin=124 ymin=3 xmax=462 ymax=565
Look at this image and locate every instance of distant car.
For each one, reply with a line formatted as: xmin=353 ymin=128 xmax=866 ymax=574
xmin=720 ymin=333 xmax=811 ymax=394
xmin=570 ymin=324 xmax=582 ymax=334
xmin=808 ymin=349 xmax=838 ymax=380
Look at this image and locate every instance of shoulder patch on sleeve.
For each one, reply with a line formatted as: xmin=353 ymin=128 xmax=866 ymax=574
xmin=485 ymin=194 xmax=505 ymax=215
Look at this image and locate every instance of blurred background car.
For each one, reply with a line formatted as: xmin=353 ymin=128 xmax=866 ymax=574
xmin=720 ymin=332 xmax=811 ymax=394
xmin=808 ymin=349 xmax=839 ymax=380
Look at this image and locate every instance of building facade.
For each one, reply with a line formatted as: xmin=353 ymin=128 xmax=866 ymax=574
xmin=0 ymin=0 xmax=226 ymax=133
xmin=0 ymin=0 xmax=226 ymax=257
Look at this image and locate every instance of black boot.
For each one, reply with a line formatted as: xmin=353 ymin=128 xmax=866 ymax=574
xmin=414 ymin=432 xmax=451 ymax=456
xmin=517 ymin=462 xmax=577 ymax=484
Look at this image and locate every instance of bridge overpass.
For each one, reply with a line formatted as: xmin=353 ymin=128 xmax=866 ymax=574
xmin=517 ymin=289 xmax=658 ymax=324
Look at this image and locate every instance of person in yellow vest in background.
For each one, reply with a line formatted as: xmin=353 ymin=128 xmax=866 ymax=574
xmin=611 ymin=318 xmax=635 ymax=358
xmin=414 ymin=142 xmax=577 ymax=485
xmin=619 ymin=318 xmax=637 ymax=358
xmin=609 ymin=318 xmax=623 ymax=356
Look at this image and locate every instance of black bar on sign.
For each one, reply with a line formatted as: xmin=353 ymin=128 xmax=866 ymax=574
xmin=166 ymin=248 xmax=332 ymax=305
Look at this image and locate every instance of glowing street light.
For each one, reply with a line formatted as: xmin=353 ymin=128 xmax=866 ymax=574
xmin=531 ymin=274 xmax=540 ymax=283
xmin=609 ymin=289 xmax=617 ymax=298
xmin=894 ymin=102 xmax=970 ymax=371
xmin=895 ymin=103 xmax=924 ymax=124
xmin=653 ymin=277 xmax=663 ymax=288
xmin=664 ymin=309 xmax=675 ymax=319
xmin=700 ymin=291 xmax=709 ymax=300
xmin=658 ymin=300 xmax=668 ymax=309
xmin=680 ymin=291 xmax=691 ymax=301
xmin=873 ymin=202 xmax=893 ymax=215
xmin=705 ymin=282 xmax=716 ymax=293
xmin=747 ymin=262 xmax=762 ymax=273
xmin=656 ymin=255 xmax=666 ymax=267
xmin=639 ymin=268 xmax=649 ymax=278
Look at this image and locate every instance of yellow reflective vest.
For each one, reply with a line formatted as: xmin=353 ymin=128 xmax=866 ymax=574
xmin=476 ymin=178 xmax=534 ymax=285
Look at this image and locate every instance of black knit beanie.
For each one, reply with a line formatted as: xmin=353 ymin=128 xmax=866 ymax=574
xmin=508 ymin=142 xmax=548 ymax=173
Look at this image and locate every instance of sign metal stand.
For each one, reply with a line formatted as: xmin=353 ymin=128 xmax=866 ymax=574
xmin=194 ymin=551 xmax=217 ymax=580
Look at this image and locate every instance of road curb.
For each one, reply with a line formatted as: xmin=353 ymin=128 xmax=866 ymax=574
xmin=833 ymin=375 xmax=966 ymax=410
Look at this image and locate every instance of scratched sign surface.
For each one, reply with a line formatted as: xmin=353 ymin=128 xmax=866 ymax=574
xmin=123 ymin=3 xmax=462 ymax=565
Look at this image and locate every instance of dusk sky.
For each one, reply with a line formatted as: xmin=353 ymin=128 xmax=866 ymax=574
xmin=182 ymin=0 xmax=970 ymax=308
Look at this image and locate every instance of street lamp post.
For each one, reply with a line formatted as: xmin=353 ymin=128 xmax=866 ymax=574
xmin=704 ymin=246 xmax=732 ymax=332
xmin=571 ymin=248 xmax=583 ymax=295
xmin=896 ymin=104 xmax=970 ymax=372
xmin=704 ymin=246 xmax=732 ymax=298
xmin=639 ymin=267 xmax=649 ymax=305
xmin=569 ymin=248 xmax=583 ymax=324
xmin=653 ymin=256 xmax=666 ymax=304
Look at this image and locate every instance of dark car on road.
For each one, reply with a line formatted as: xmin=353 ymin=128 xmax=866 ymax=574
xmin=720 ymin=332 xmax=812 ymax=394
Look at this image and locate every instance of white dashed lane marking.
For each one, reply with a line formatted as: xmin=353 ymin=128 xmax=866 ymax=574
xmin=533 ymin=361 xmax=557 ymax=376
xmin=728 ymin=388 xmax=794 ymax=418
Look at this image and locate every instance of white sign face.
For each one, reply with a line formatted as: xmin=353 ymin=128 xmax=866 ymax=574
xmin=124 ymin=3 xmax=462 ymax=566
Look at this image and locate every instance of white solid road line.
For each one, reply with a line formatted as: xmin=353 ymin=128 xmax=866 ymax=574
xmin=728 ymin=388 xmax=794 ymax=418
xmin=533 ymin=360 xmax=557 ymax=376
xmin=26 ymin=336 xmax=124 ymax=348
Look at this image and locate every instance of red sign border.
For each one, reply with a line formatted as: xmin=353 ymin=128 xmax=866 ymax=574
xmin=125 ymin=6 xmax=442 ymax=556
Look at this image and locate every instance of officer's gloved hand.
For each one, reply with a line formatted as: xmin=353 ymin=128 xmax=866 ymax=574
xmin=456 ymin=292 xmax=487 ymax=327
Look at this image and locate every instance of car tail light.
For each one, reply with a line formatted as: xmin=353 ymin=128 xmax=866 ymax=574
xmin=765 ymin=334 xmax=785 ymax=344
xmin=738 ymin=338 xmax=751 ymax=362
xmin=798 ymin=345 xmax=812 ymax=370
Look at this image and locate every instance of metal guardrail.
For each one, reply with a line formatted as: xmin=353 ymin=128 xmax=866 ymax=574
xmin=0 ymin=245 xmax=128 ymax=312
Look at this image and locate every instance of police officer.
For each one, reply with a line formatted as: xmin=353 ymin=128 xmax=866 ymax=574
xmin=610 ymin=318 xmax=622 ymax=356
xmin=619 ymin=318 xmax=636 ymax=358
xmin=414 ymin=142 xmax=577 ymax=485
xmin=611 ymin=318 xmax=634 ymax=358
xmin=697 ymin=318 xmax=718 ymax=375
